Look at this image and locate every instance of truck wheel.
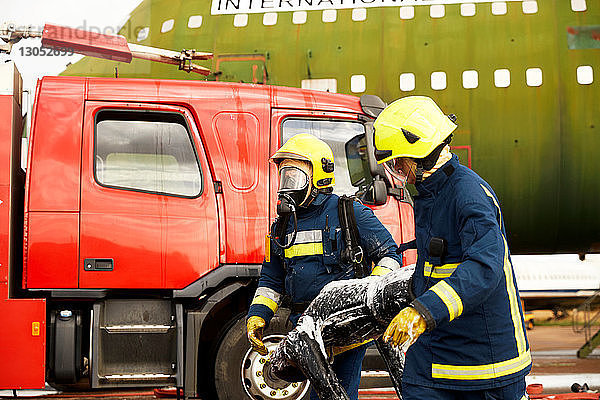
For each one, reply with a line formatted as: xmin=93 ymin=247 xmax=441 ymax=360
xmin=214 ymin=312 xmax=310 ymax=400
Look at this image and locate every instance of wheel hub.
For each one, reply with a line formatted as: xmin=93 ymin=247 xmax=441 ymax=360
xmin=241 ymin=335 xmax=310 ymax=400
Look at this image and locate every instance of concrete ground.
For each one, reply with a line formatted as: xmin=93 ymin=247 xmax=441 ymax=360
xmin=529 ymin=325 xmax=600 ymax=374
xmin=2 ymin=325 xmax=599 ymax=399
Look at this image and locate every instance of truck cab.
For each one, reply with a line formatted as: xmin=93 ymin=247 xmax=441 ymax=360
xmin=0 ymin=62 xmax=415 ymax=399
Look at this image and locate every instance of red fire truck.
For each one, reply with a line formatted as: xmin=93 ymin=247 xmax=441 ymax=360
xmin=0 ymin=24 xmax=415 ymax=400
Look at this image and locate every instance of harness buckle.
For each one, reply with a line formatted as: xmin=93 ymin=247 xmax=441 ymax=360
xmin=351 ymin=247 xmax=364 ymax=264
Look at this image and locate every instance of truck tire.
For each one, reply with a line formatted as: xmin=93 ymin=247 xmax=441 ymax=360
xmin=214 ymin=311 xmax=310 ymax=400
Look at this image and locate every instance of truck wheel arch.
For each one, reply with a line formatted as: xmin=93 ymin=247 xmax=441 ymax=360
xmin=184 ymin=279 xmax=257 ymax=398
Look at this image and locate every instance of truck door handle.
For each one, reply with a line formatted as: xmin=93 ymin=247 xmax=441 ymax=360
xmin=84 ymin=258 xmax=114 ymax=271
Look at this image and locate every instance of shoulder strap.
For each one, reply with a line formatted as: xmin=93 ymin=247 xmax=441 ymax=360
xmin=338 ymin=195 xmax=369 ymax=278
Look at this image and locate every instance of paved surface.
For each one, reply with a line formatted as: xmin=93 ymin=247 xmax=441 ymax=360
xmin=2 ymin=325 xmax=599 ymax=399
xmin=529 ymin=326 xmax=600 ymax=374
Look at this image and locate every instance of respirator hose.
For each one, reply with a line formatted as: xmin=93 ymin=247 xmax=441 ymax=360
xmin=272 ymin=193 xmax=298 ymax=250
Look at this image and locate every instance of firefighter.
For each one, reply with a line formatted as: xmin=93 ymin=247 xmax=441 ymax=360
xmin=246 ymin=133 xmax=403 ymax=400
xmin=373 ymin=96 xmax=531 ymax=400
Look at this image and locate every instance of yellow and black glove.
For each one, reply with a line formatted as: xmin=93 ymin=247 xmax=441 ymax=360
xmin=383 ymin=306 xmax=427 ymax=349
xmin=370 ymin=264 xmax=394 ymax=276
xmin=370 ymin=257 xmax=401 ymax=277
xmin=246 ymin=316 xmax=269 ymax=356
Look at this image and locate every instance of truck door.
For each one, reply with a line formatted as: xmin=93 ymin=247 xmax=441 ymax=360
xmin=79 ymin=102 xmax=219 ymax=289
xmin=270 ymin=110 xmax=408 ymax=248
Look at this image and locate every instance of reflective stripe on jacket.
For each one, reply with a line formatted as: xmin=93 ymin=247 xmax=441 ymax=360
xmin=404 ymin=154 xmax=531 ymax=390
xmin=248 ymin=193 xmax=402 ymax=325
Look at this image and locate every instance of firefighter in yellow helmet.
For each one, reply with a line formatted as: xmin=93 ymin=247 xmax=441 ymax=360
xmin=247 ymin=133 xmax=403 ymax=400
xmin=374 ymin=96 xmax=531 ymax=400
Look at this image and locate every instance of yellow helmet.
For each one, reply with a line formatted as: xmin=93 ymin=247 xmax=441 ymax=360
xmin=270 ymin=133 xmax=335 ymax=189
xmin=373 ymin=96 xmax=457 ymax=164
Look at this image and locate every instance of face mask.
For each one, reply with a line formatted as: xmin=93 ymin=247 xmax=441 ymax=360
xmin=384 ymin=157 xmax=416 ymax=186
xmin=277 ymin=166 xmax=310 ymax=216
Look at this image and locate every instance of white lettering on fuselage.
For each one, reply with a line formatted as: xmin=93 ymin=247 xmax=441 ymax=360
xmin=211 ymin=0 xmax=524 ymax=15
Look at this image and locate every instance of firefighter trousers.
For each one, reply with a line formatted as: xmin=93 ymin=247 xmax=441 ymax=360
xmin=402 ymin=378 xmax=528 ymax=400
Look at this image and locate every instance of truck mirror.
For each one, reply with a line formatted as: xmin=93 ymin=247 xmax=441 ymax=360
xmin=359 ymin=177 xmax=388 ymax=206
xmin=344 ymin=134 xmax=371 ymax=187
xmin=363 ymin=122 xmax=388 ymax=182
xmin=360 ymin=94 xmax=386 ymax=118
xmin=371 ymin=178 xmax=388 ymax=206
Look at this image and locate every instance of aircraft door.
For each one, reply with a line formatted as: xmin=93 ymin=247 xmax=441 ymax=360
xmin=215 ymin=54 xmax=267 ymax=84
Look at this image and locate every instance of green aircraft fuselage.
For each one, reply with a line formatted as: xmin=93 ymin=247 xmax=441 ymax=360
xmin=63 ymin=0 xmax=600 ymax=254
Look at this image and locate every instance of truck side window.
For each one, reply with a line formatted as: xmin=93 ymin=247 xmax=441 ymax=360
xmin=95 ymin=111 xmax=202 ymax=197
xmin=281 ymin=119 xmax=371 ymax=196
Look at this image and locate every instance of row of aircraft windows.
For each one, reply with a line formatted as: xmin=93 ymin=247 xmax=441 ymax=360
xmin=137 ymin=0 xmax=588 ymax=39
xmin=339 ymin=66 xmax=595 ymax=93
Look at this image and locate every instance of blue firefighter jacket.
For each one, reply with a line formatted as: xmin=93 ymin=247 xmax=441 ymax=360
xmin=404 ymin=154 xmax=531 ymax=390
xmin=247 ymin=193 xmax=402 ymax=325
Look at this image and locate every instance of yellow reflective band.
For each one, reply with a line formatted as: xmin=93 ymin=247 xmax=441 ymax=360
xmin=480 ymin=184 xmax=502 ymax=230
xmin=424 ymin=262 xmax=459 ymax=278
xmin=371 ymin=265 xmax=393 ymax=276
xmin=432 ymin=350 xmax=531 ymax=380
xmin=502 ymin=236 xmax=527 ymax=354
xmin=265 ymin=234 xmax=271 ymax=263
xmin=284 ymin=242 xmax=324 ymax=258
xmin=430 ymin=281 xmax=463 ymax=321
xmin=251 ymin=295 xmax=279 ymax=313
xmin=481 ymin=183 xmax=527 ymax=354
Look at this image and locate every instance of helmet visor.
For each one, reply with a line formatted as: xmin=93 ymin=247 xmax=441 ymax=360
xmin=278 ymin=166 xmax=309 ymax=192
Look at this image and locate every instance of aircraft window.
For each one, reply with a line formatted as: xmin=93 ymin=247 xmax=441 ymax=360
xmin=263 ymin=12 xmax=278 ymax=26
xmin=352 ymin=8 xmax=367 ymax=22
xmin=281 ymin=119 xmax=369 ymax=197
xmin=350 ymin=75 xmax=366 ymax=93
xmin=494 ymin=69 xmax=511 ymax=88
xmin=234 ymin=14 xmax=248 ymax=27
xmin=136 ymin=27 xmax=149 ymax=42
xmin=322 ymin=9 xmax=337 ymax=23
xmin=301 ymin=78 xmax=337 ymax=93
xmin=461 ymin=3 xmax=476 ymax=17
xmin=526 ymin=68 xmax=543 ymax=87
xmin=161 ymin=19 xmax=174 ymax=33
xmin=577 ymin=65 xmax=594 ymax=85
xmin=571 ymin=0 xmax=587 ymax=12
xmin=293 ymin=11 xmax=307 ymax=24
xmin=462 ymin=70 xmax=479 ymax=89
xmin=399 ymin=73 xmax=416 ymax=92
xmin=430 ymin=5 xmax=445 ymax=18
xmin=188 ymin=15 xmax=203 ymax=29
xmin=95 ymin=111 xmax=202 ymax=198
xmin=522 ymin=1 xmax=538 ymax=14
xmin=491 ymin=2 xmax=507 ymax=15
xmin=400 ymin=6 xmax=415 ymax=20
xmin=431 ymin=71 xmax=447 ymax=90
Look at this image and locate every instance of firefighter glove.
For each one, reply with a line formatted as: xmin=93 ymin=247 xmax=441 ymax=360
xmin=247 ymin=316 xmax=269 ymax=356
xmin=370 ymin=265 xmax=393 ymax=276
xmin=383 ymin=306 xmax=427 ymax=349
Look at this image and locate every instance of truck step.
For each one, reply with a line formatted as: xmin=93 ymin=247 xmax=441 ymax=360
xmin=101 ymin=373 xmax=176 ymax=382
xmin=91 ymin=299 xmax=183 ymax=389
xmin=103 ymin=325 xmax=174 ymax=334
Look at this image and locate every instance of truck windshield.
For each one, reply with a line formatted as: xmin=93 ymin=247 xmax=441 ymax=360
xmin=281 ymin=119 xmax=371 ymax=196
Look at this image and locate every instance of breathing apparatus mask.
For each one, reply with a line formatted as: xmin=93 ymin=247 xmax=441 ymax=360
xmin=376 ymin=127 xmax=454 ymax=184
xmin=272 ymin=160 xmax=315 ymax=249
xmin=277 ymin=164 xmax=312 ymax=214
